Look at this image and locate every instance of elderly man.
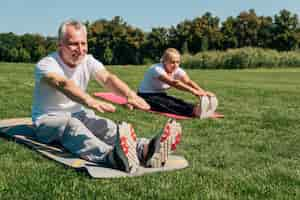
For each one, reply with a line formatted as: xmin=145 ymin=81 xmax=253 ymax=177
xmin=31 ymin=19 xmax=181 ymax=173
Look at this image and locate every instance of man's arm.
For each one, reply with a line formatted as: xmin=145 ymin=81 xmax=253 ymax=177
xmin=43 ymin=72 xmax=116 ymax=113
xmin=94 ymin=69 xmax=150 ymax=110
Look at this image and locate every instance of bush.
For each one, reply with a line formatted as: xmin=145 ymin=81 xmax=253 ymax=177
xmin=181 ymin=47 xmax=300 ymax=69
xmin=142 ymin=57 xmax=154 ymax=65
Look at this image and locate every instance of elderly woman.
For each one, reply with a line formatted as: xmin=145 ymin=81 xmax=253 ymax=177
xmin=138 ymin=48 xmax=218 ymax=118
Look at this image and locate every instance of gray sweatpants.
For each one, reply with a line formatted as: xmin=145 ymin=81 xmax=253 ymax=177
xmin=34 ymin=109 xmax=148 ymax=165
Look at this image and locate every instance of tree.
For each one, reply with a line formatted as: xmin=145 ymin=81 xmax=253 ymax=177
xmin=103 ymin=47 xmax=113 ymax=65
xmin=234 ymin=9 xmax=261 ymax=47
xmin=180 ymin=12 xmax=222 ymax=53
xmin=18 ymin=48 xmax=31 ymax=62
xmin=169 ymin=20 xmax=193 ymax=53
xmin=257 ymin=16 xmax=274 ymax=48
xmin=0 ymin=32 xmax=21 ymax=61
xmin=272 ymin=9 xmax=299 ymax=50
xmin=221 ymin=16 xmax=238 ymax=49
xmin=141 ymin=27 xmax=170 ymax=62
xmin=21 ymin=34 xmax=48 ymax=61
xmin=88 ymin=16 xmax=145 ymax=65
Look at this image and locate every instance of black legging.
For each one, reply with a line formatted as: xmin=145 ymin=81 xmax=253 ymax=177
xmin=137 ymin=92 xmax=195 ymax=117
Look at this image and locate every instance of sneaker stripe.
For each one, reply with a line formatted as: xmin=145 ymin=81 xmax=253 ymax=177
xmin=118 ymin=122 xmax=139 ymax=173
xmin=146 ymin=119 xmax=182 ymax=168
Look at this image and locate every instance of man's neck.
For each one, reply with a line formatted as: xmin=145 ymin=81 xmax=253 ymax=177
xmin=58 ymin=51 xmax=76 ymax=68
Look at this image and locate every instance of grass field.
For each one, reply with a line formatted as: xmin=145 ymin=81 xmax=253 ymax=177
xmin=1 ymin=62 xmax=300 ymax=199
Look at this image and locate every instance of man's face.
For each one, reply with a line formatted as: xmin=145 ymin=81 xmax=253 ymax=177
xmin=164 ymin=54 xmax=180 ymax=74
xmin=59 ymin=25 xmax=88 ymax=68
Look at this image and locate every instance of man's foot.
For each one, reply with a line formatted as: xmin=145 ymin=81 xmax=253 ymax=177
xmin=109 ymin=122 xmax=139 ymax=173
xmin=142 ymin=119 xmax=182 ymax=168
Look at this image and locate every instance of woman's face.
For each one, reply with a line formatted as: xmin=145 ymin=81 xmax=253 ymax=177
xmin=163 ymin=54 xmax=180 ymax=74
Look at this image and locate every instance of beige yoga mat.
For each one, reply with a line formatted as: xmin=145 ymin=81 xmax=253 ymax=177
xmin=0 ymin=118 xmax=188 ymax=178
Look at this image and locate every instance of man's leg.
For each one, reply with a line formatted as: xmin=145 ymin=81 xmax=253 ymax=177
xmin=73 ymin=110 xmax=140 ymax=173
xmin=34 ymin=114 xmax=113 ymax=164
xmin=73 ymin=110 xmax=117 ymax=146
xmin=138 ymin=119 xmax=182 ymax=168
xmin=107 ymin=122 xmax=140 ymax=173
xmin=74 ymin=109 xmax=147 ymax=163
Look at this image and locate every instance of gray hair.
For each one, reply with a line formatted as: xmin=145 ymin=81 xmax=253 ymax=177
xmin=58 ymin=19 xmax=87 ymax=42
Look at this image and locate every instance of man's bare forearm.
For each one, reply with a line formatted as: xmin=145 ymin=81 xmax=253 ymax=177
xmin=103 ymin=74 xmax=135 ymax=99
xmin=45 ymin=76 xmax=92 ymax=106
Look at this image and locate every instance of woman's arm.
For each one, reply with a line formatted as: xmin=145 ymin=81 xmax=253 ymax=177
xmin=180 ymin=74 xmax=215 ymax=97
xmin=158 ymin=73 xmax=205 ymax=96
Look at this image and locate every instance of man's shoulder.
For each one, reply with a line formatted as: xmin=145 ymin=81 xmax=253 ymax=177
xmin=84 ymin=54 xmax=104 ymax=71
xmin=37 ymin=52 xmax=59 ymax=67
xmin=85 ymin=54 xmax=102 ymax=64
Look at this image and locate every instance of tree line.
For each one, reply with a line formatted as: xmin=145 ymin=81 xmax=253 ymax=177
xmin=0 ymin=9 xmax=299 ymax=65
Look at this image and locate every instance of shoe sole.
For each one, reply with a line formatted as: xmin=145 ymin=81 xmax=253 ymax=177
xmin=148 ymin=119 xmax=182 ymax=168
xmin=200 ymin=96 xmax=210 ymax=119
xmin=117 ymin=122 xmax=139 ymax=173
xmin=206 ymin=96 xmax=218 ymax=117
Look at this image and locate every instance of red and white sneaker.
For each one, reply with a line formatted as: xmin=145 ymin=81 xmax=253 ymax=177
xmin=143 ymin=119 xmax=182 ymax=168
xmin=109 ymin=122 xmax=139 ymax=173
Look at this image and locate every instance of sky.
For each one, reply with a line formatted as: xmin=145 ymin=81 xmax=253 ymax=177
xmin=1 ymin=0 xmax=299 ymax=37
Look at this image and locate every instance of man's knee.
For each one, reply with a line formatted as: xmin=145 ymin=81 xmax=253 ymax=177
xmin=35 ymin=115 xmax=71 ymax=143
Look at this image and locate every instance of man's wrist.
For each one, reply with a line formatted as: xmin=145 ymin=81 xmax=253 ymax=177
xmin=125 ymin=91 xmax=135 ymax=101
xmin=84 ymin=95 xmax=94 ymax=106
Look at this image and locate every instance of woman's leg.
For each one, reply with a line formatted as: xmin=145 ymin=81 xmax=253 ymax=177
xmin=138 ymin=93 xmax=195 ymax=117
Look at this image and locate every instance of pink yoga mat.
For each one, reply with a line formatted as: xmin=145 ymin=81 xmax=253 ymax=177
xmin=94 ymin=92 xmax=224 ymax=120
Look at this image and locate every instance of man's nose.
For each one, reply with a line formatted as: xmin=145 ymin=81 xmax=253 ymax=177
xmin=77 ymin=43 xmax=86 ymax=53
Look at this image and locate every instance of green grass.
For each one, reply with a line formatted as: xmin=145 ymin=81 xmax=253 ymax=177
xmin=1 ymin=62 xmax=300 ymax=199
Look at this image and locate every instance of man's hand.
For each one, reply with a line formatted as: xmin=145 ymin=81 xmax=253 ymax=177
xmin=86 ymin=97 xmax=116 ymax=113
xmin=126 ymin=93 xmax=150 ymax=111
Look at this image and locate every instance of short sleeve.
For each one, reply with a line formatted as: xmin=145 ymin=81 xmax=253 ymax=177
xmin=86 ymin=55 xmax=105 ymax=76
xmin=35 ymin=56 xmax=64 ymax=82
xmin=173 ymin=67 xmax=186 ymax=80
xmin=152 ymin=65 xmax=167 ymax=78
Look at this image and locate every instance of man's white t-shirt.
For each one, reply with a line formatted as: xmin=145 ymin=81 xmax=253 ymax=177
xmin=32 ymin=52 xmax=104 ymax=122
xmin=138 ymin=63 xmax=186 ymax=93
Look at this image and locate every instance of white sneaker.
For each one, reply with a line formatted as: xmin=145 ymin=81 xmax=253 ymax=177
xmin=199 ymin=95 xmax=210 ymax=119
xmin=206 ymin=96 xmax=218 ymax=117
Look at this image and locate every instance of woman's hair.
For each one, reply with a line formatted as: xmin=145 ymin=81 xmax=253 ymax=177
xmin=58 ymin=19 xmax=87 ymax=42
xmin=160 ymin=48 xmax=181 ymax=63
